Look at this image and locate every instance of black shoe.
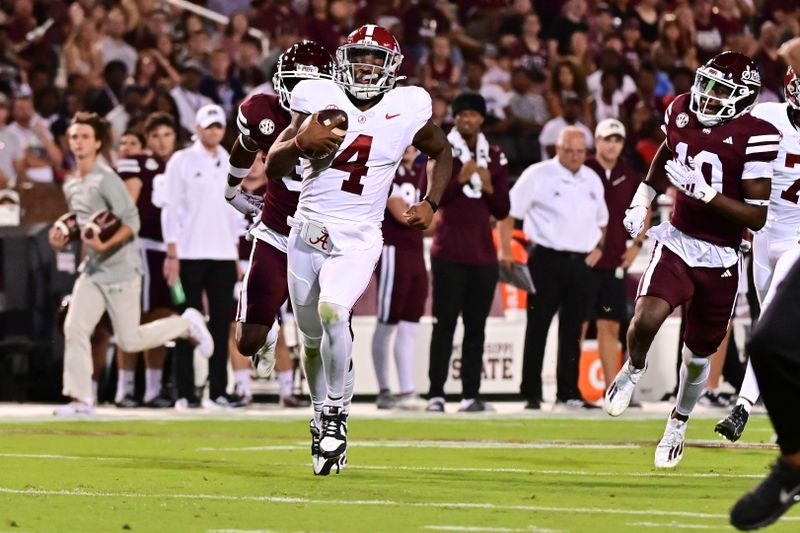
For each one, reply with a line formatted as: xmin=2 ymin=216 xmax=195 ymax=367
xmin=209 ymin=393 xmax=247 ymax=409
xmin=280 ymin=394 xmax=311 ymax=408
xmin=115 ymin=395 xmax=139 ymax=408
xmin=143 ymin=394 xmax=175 ymax=408
xmin=175 ymin=396 xmax=202 ymax=409
xmin=319 ymin=405 xmax=348 ymax=459
xmin=425 ymin=397 xmax=445 ymax=412
xmin=556 ymin=398 xmax=600 ymax=409
xmin=458 ymin=399 xmax=494 ymax=412
xmin=716 ymin=404 xmax=750 ymax=442
xmin=730 ymin=459 xmax=800 ymax=530
xmin=524 ymin=400 xmax=541 ymax=410
xmin=310 ymin=419 xmax=344 ymax=476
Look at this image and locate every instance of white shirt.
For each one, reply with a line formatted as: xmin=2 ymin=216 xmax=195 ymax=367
xmin=587 ymin=70 xmax=637 ymax=102
xmin=8 ymin=117 xmax=54 ymax=183
xmin=289 ymin=79 xmax=430 ymax=250
xmin=160 ymin=141 xmax=241 ymax=260
xmin=96 ymin=37 xmax=137 ymax=74
xmin=0 ymin=125 xmax=24 ymax=187
xmin=169 ymin=86 xmax=214 ymax=134
xmin=510 ymin=158 xmax=608 ymax=253
xmin=538 ymin=117 xmax=594 ymax=161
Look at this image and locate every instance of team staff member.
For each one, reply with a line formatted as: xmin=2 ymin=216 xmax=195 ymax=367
xmin=500 ymin=127 xmax=608 ymax=409
xmin=161 ymin=104 xmax=242 ymax=408
xmin=426 ymin=93 xmax=510 ymax=414
xmin=583 ymin=118 xmax=647 ymax=389
xmin=49 ymin=112 xmax=212 ymax=416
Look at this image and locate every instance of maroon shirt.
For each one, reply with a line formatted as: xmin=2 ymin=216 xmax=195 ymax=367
xmin=585 ymin=157 xmax=641 ymax=269
xmin=383 ymin=161 xmax=427 ymax=251
xmin=663 ymin=93 xmax=780 ymax=248
xmin=236 ymin=93 xmax=300 ymax=237
xmin=430 ymin=143 xmax=510 ymax=266
xmin=117 ymin=154 xmax=166 ymax=242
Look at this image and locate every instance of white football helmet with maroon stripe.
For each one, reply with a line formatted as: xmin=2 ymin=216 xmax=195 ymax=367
xmin=336 ymin=24 xmax=404 ymax=100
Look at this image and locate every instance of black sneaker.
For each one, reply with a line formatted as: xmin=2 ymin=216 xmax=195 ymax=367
xmin=115 ymin=395 xmax=139 ymax=408
xmin=556 ymin=398 xmax=601 ymax=410
xmin=319 ymin=405 xmax=348 ymax=459
xmin=458 ymin=399 xmax=494 ymax=412
xmin=143 ymin=394 xmax=175 ymax=408
xmin=716 ymin=404 xmax=750 ymax=442
xmin=280 ymin=394 xmax=311 ymax=408
xmin=310 ymin=419 xmax=344 ymax=476
xmin=425 ymin=397 xmax=445 ymax=412
xmin=524 ymin=399 xmax=541 ymax=410
xmin=730 ymin=459 xmax=800 ymax=530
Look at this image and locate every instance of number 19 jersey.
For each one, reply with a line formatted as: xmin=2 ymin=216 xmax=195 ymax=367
xmin=663 ymin=93 xmax=780 ymax=248
xmin=289 ymin=79 xmax=431 ymax=226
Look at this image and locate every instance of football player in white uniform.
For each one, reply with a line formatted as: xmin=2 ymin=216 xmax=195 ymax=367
xmin=716 ymin=66 xmax=800 ymax=442
xmin=265 ymin=24 xmax=452 ymax=471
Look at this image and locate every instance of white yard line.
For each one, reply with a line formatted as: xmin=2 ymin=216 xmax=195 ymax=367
xmin=197 ymin=440 xmax=638 ymax=452
xmin=423 ymin=526 xmax=561 ymax=532
xmin=2 ymin=486 xmax=797 ymax=522
xmin=626 ymin=521 xmax=720 ymax=529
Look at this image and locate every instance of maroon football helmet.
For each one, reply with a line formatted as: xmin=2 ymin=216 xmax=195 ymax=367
xmin=690 ymin=51 xmax=761 ymax=126
xmin=785 ymin=66 xmax=800 ymax=110
xmin=337 ymin=24 xmax=404 ymax=100
xmin=273 ymin=40 xmax=336 ymax=111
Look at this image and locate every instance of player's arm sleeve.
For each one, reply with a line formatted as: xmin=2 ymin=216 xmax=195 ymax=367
xmin=160 ymin=154 xmax=185 ymax=245
xmin=743 ymin=130 xmax=781 ymax=180
xmin=661 ymin=99 xmax=677 ymax=150
xmin=116 ymin=158 xmax=142 ymax=181
xmin=101 ymin=171 xmax=140 ymax=234
xmin=485 ymin=148 xmax=510 ymax=219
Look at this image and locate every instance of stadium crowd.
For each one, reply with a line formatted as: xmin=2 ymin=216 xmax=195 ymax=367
xmin=0 ymin=0 xmax=798 ymax=415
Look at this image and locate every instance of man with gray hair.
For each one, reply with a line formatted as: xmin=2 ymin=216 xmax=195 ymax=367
xmin=499 ymin=126 xmax=608 ymax=409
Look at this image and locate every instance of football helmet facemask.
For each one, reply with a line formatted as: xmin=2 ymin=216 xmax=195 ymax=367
xmin=273 ymin=40 xmax=336 ymax=112
xmin=690 ymin=51 xmax=761 ymax=127
xmin=337 ymin=24 xmax=404 ymax=100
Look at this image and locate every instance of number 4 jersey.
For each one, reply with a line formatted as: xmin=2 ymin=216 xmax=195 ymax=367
xmin=289 ymin=79 xmax=431 ymax=227
xmin=751 ymin=102 xmax=800 ymax=238
xmin=661 ymin=93 xmax=780 ymax=250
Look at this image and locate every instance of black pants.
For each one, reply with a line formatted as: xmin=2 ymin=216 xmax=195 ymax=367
xmin=428 ymin=257 xmax=498 ymax=400
xmin=521 ymin=246 xmax=591 ymax=403
xmin=747 ymin=256 xmax=800 ymax=456
xmin=175 ymin=259 xmax=237 ymax=400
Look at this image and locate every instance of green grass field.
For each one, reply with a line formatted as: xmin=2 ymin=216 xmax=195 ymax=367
xmin=0 ymin=410 xmax=798 ymax=532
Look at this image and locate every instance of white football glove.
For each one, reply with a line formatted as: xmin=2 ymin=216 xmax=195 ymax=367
xmin=623 ymin=205 xmax=648 ymax=238
xmin=664 ymin=158 xmax=717 ymax=203
xmin=225 ymin=184 xmax=264 ymax=217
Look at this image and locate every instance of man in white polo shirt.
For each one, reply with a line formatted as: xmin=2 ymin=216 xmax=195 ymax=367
xmin=500 ymin=126 xmax=608 ymax=409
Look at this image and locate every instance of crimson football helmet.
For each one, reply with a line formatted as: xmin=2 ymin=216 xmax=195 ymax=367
xmin=336 ymin=24 xmax=404 ymax=100
xmin=785 ymin=66 xmax=800 ymax=110
xmin=690 ymin=51 xmax=761 ymax=126
xmin=273 ymin=40 xmax=336 ymax=112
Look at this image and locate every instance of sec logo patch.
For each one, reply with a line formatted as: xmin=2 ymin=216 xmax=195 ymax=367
xmin=259 ymin=119 xmax=275 ymax=135
xmin=676 ymin=112 xmax=689 ymax=128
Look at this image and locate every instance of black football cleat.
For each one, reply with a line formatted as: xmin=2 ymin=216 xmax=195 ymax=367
xmin=730 ymin=459 xmax=800 ymax=530
xmin=716 ymin=404 xmax=749 ymax=442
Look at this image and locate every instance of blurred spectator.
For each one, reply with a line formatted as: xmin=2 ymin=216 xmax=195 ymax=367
xmin=587 ymin=3 xmax=617 ymax=57
xmin=587 ymin=47 xmax=637 ymax=103
xmin=9 ymin=87 xmax=63 ymax=184
xmin=235 ymin=36 xmax=267 ymax=95
xmin=430 ymin=92 xmax=452 ymax=130
xmin=63 ymin=20 xmax=104 ymax=87
xmin=754 ymin=21 xmax=787 ymax=100
xmin=547 ymin=0 xmax=588 ymax=57
xmin=118 ymin=130 xmax=144 ymax=158
xmin=7 ymin=0 xmax=37 ymax=44
xmin=106 ymin=84 xmax=148 ymax=147
xmin=132 ymin=50 xmax=182 ymax=94
xmin=503 ymin=12 xmax=549 ymax=74
xmin=252 ymin=0 xmax=305 ymax=41
xmin=307 ymin=0 xmax=345 ymax=54
xmin=200 ymin=48 xmax=245 ymax=115
xmin=170 ymin=62 xmax=213 ymax=137
xmin=419 ymin=35 xmax=461 ymax=100
xmin=652 ymin=13 xmax=699 ymax=71
xmin=97 ymin=6 xmax=137 ymax=73
xmin=129 ymin=8 xmax=170 ymax=50
xmin=629 ymin=0 xmax=660 ymax=43
xmin=506 ymin=66 xmax=549 ymax=171
xmin=402 ymin=0 xmax=451 ymax=63
xmin=0 ymin=93 xmax=23 ymax=188
xmin=34 ymin=86 xmax=68 ymax=139
xmin=462 ymin=59 xmax=509 ymax=125
xmin=426 ymin=93 xmax=510 ymax=414
xmin=693 ymin=0 xmax=724 ymax=62
xmin=208 ymin=0 xmax=253 ymax=18
xmin=498 ymin=0 xmax=536 ymax=39
xmin=0 ymin=14 xmax=19 ymax=95
xmin=620 ymin=62 xmax=662 ymax=133
xmin=181 ymin=28 xmax=212 ymax=68
xmin=504 ymin=127 xmax=607 ymax=410
xmin=219 ymin=11 xmax=251 ymax=61
xmin=539 ymin=93 xmax=593 ymax=160
xmin=589 ymin=68 xmax=625 ymax=129
xmin=86 ymin=60 xmax=128 ymax=117
xmin=545 ymin=59 xmax=590 ymax=121
xmin=568 ymin=30 xmax=596 ymax=75
xmin=620 ymin=18 xmax=645 ymax=71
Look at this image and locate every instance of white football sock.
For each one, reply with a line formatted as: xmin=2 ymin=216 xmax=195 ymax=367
xmin=395 ymin=320 xmax=418 ymax=394
xmin=277 ymin=370 xmax=293 ymax=398
xmin=144 ymin=368 xmax=162 ymax=403
xmin=343 ymin=358 xmax=355 ymax=414
xmin=371 ymin=322 xmax=395 ymax=391
xmin=319 ymin=302 xmax=352 ymax=409
xmin=675 ymin=346 xmax=710 ymax=417
xmin=301 ymin=343 xmax=325 ymax=424
xmin=736 ymin=358 xmax=760 ymax=412
xmin=234 ymin=369 xmax=251 ymax=398
xmin=92 ymin=379 xmax=99 ymax=405
xmin=115 ymin=370 xmax=134 ymax=403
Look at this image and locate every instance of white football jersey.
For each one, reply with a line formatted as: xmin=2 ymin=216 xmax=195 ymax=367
xmin=290 ymin=79 xmax=431 ymax=226
xmin=751 ymin=102 xmax=800 ymax=236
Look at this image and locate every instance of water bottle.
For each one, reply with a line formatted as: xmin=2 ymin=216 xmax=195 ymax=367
xmin=170 ymin=278 xmax=186 ymax=306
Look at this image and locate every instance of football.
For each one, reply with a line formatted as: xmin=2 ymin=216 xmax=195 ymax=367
xmin=297 ymin=109 xmax=348 ymax=159
xmin=83 ymin=210 xmax=122 ymax=242
xmin=53 ymin=212 xmax=80 ymax=243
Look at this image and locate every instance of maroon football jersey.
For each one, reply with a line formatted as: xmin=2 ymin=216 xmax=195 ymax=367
xmin=585 ymin=157 xmax=642 ymax=269
xmin=663 ymin=93 xmax=780 ymax=248
xmin=236 ymin=93 xmax=300 ymax=236
xmin=383 ymin=162 xmax=426 ymax=250
xmin=117 ymin=154 xmax=166 ymax=242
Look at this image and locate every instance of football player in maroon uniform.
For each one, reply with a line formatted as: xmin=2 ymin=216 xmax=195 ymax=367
xmin=603 ymin=51 xmax=781 ymax=468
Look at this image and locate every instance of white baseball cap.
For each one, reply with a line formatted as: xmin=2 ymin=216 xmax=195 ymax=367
xmin=595 ymin=118 xmax=626 ymax=139
xmin=195 ymin=104 xmax=226 ymax=129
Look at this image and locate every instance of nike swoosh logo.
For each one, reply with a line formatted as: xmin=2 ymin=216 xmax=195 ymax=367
xmin=602 ymin=306 xmax=612 ymax=312
xmin=385 ymin=113 xmax=401 ymax=120
xmin=779 ymin=487 xmax=800 ymax=504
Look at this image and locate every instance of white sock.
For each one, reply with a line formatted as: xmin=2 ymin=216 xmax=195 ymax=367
xmin=395 ymin=321 xmax=418 ymax=394
xmin=301 ymin=343 xmax=325 ymax=424
xmin=371 ymin=322 xmax=395 ymax=391
xmin=92 ymin=379 xmax=99 ymax=405
xmin=737 ymin=358 xmax=760 ymax=411
xmin=343 ymin=358 xmax=355 ymax=414
xmin=320 ymin=302 xmax=352 ymax=408
xmin=115 ymin=370 xmax=134 ymax=402
xmin=234 ymin=369 xmax=252 ymax=398
xmin=675 ymin=346 xmax=711 ymax=417
xmin=144 ymin=368 xmax=162 ymax=403
xmin=277 ymin=369 xmax=293 ymax=398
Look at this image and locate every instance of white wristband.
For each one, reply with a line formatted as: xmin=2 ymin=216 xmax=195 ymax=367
xmin=630 ymin=182 xmax=657 ymax=208
xmin=228 ymin=165 xmax=251 ymax=179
